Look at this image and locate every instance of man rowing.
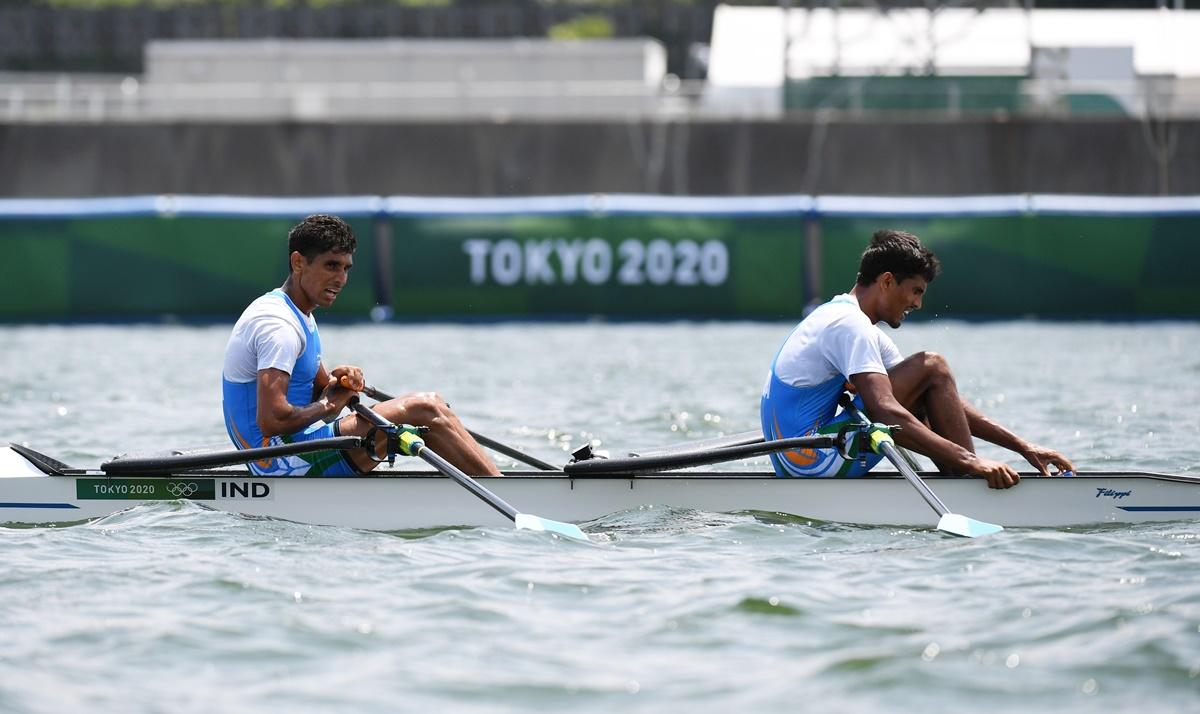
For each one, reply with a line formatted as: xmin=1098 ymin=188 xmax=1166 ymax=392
xmin=221 ymin=214 xmax=499 ymax=476
xmin=761 ymin=229 xmax=1074 ymax=488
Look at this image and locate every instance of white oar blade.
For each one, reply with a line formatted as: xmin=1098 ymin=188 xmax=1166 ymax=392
xmin=514 ymin=513 xmax=590 ymax=542
xmin=937 ymin=513 xmax=1004 ymax=538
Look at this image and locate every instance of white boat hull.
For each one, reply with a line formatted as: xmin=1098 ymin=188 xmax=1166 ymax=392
xmin=2 ymin=448 xmax=1196 ymax=530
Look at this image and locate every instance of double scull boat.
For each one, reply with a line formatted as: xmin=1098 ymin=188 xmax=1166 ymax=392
xmin=3 ymin=443 xmax=1197 ymax=531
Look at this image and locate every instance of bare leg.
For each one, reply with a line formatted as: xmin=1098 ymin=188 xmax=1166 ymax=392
xmin=887 ymin=351 xmax=974 ymax=474
xmin=336 ymin=392 xmax=500 ymax=476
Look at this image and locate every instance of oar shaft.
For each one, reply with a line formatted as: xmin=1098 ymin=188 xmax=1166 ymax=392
xmin=361 ymin=385 xmax=556 ymax=471
xmin=102 ymin=436 xmax=364 ymax=475
xmin=565 ymin=433 xmax=841 ymax=474
xmin=466 ymin=430 xmax=557 ymax=472
xmin=838 ymin=394 xmax=1003 ymax=538
xmin=877 ymin=439 xmax=950 ymax=516
xmin=352 ymin=400 xmax=392 ymax=429
xmin=629 ymin=429 xmax=764 ymax=458
xmin=414 ymin=445 xmax=518 ymax=521
xmin=351 ymin=399 xmax=520 ymax=522
xmin=838 ymin=396 xmax=951 ymax=516
xmin=361 ymin=385 xmax=393 ymax=402
xmin=352 ymin=398 xmax=587 ymax=540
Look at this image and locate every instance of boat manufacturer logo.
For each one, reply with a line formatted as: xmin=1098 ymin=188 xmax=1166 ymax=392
xmin=1096 ymin=488 xmax=1132 ymax=500
xmin=166 ymin=482 xmax=200 ymax=498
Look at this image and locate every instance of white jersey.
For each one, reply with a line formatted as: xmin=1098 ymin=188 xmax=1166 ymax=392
xmin=769 ymin=293 xmax=903 ymax=391
xmin=760 ymin=293 xmax=905 ymax=477
xmin=221 ymin=290 xmax=352 ymax=477
xmin=221 ymin=291 xmax=316 ymax=384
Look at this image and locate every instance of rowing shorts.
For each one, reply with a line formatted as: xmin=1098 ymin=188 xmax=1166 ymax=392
xmin=765 ymin=393 xmax=885 ymax=478
xmin=248 ymin=420 xmax=362 ymax=477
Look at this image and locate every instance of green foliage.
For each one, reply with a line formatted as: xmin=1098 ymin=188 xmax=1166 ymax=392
xmin=547 ymin=13 xmax=615 ymax=40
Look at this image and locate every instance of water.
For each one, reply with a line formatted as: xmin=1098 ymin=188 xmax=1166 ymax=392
xmin=2 ymin=321 xmax=1199 ymax=712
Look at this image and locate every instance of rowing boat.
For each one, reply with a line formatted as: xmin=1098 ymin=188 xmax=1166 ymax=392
xmin=3 ymin=444 xmax=1197 ymax=531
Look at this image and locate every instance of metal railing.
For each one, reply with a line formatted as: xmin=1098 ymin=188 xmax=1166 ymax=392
xmin=0 ymin=75 xmax=710 ymax=121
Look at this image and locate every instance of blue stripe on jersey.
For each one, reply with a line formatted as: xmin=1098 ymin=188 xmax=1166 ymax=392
xmin=222 ymin=290 xmax=345 ymax=475
xmin=760 ymin=295 xmax=885 ymax=478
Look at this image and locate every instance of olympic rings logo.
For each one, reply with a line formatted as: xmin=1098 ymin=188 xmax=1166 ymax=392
xmin=166 ymin=482 xmax=199 ymax=498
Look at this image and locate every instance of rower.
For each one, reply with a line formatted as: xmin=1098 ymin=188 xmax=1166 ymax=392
xmin=760 ymin=229 xmax=1074 ymax=489
xmin=220 ymin=214 xmax=499 ymax=477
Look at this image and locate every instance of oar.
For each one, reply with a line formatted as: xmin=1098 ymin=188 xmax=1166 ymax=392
xmin=838 ymin=394 xmax=1003 ymax=538
xmin=628 ymin=429 xmax=764 ymax=458
xmin=356 ymin=385 xmax=557 ymax=471
xmin=349 ymin=400 xmax=590 ymax=543
xmin=629 ymin=428 xmax=926 ymax=468
xmin=565 ymin=432 xmax=850 ymax=474
xmin=102 ymin=436 xmax=364 ymax=475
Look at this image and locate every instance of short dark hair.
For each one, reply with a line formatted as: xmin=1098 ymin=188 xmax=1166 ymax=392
xmin=856 ymin=229 xmax=941 ymax=287
xmin=287 ymin=214 xmax=357 ymax=272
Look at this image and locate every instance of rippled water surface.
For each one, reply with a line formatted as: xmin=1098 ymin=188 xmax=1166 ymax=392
xmin=2 ymin=322 xmax=1198 ymax=713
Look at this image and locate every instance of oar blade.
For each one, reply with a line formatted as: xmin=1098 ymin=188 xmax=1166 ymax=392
xmin=937 ymin=513 xmax=1004 ymax=538
xmin=514 ymin=513 xmax=590 ymax=542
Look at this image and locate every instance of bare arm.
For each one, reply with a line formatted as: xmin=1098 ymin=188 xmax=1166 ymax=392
xmin=852 ymin=372 xmax=1021 ymax=488
xmin=312 ymin=363 xmax=331 ymax=403
xmin=963 ymin=399 xmax=1076 ymax=475
xmin=256 ymin=367 xmax=355 ymax=438
xmin=853 ymin=372 xmax=976 ymax=471
xmin=962 ymin=400 xmax=1025 ymax=452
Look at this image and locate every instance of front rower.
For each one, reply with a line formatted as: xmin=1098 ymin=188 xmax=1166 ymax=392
xmin=761 ymin=229 xmax=1074 ymax=488
xmin=221 ymin=213 xmax=498 ymax=477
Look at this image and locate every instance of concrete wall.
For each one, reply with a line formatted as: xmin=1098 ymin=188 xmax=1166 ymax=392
xmin=2 ymin=118 xmax=1197 ymax=197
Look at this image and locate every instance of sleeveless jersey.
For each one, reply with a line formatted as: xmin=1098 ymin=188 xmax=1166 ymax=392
xmin=222 ymin=289 xmax=349 ymax=476
xmin=760 ymin=294 xmax=903 ymax=477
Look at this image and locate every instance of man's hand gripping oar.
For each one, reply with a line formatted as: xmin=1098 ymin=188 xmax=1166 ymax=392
xmin=346 ymin=393 xmax=589 ymax=543
xmin=839 ymin=393 xmax=1003 ymax=538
